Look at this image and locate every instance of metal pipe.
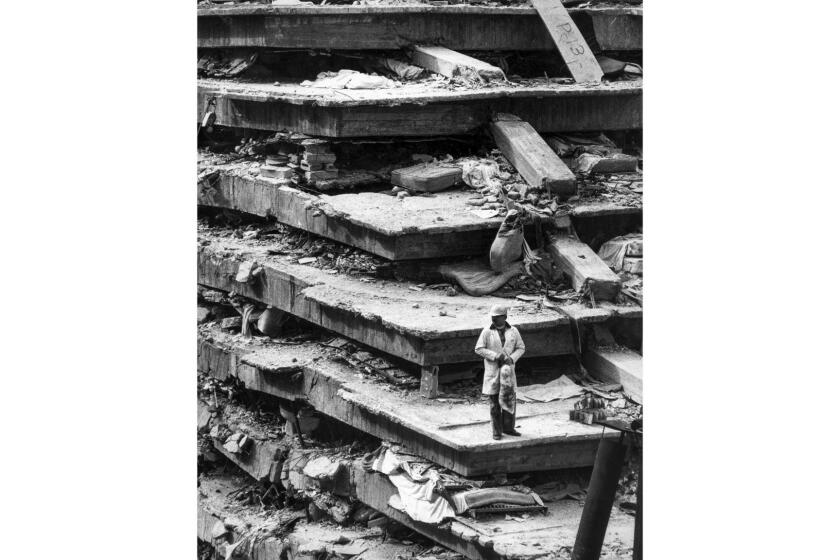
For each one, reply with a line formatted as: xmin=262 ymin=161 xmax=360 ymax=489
xmin=572 ymin=437 xmax=626 ymax=560
xmin=633 ymin=449 xmax=642 ymax=560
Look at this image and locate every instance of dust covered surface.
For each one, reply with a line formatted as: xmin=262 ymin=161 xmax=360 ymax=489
xmin=198 ymin=321 xmax=634 ymax=453
xmin=198 ymin=223 xmax=568 ymax=339
xmin=197 ymin=1 xmax=642 ymax=16
xmin=198 ymin=75 xmax=642 ymax=107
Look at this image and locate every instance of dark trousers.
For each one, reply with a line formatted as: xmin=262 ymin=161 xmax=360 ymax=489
xmin=489 ymin=393 xmax=516 ymax=437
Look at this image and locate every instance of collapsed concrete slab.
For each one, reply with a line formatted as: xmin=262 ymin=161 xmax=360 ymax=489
xmin=198 ymin=161 xmax=642 ymax=261
xmin=198 ymin=323 xmax=621 ymax=475
xmin=198 ymin=471 xmax=433 ymax=560
xmin=197 ymin=226 xmax=575 ymax=366
xmin=281 ymin=448 xmax=636 ymax=560
xmin=198 ymin=402 xmax=635 ymax=560
xmin=197 ymin=78 xmax=642 ymax=137
xmin=196 ymin=5 xmax=642 ymax=52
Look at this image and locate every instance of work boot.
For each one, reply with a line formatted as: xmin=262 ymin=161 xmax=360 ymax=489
xmin=492 ymin=433 xmax=501 ymax=440
xmin=503 ymin=429 xmax=522 ymax=437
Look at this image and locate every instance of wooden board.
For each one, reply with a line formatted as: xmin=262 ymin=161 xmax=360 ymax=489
xmin=411 ymin=45 xmax=505 ymax=81
xmin=532 ymin=0 xmax=604 ymax=83
xmin=582 ymin=346 xmax=643 ymax=404
xmin=197 ymin=79 xmax=643 ymax=137
xmin=197 ymin=6 xmax=642 ymax=52
xmin=489 ymin=113 xmax=576 ymax=198
xmin=546 ymin=233 xmax=622 ymax=301
xmin=391 ymin=162 xmax=463 ymax=192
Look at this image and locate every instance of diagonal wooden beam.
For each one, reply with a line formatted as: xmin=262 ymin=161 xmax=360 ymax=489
xmin=546 ymin=231 xmax=622 ymax=301
xmin=489 ymin=113 xmax=576 ymax=197
xmin=532 ymin=0 xmax=604 ymax=83
xmin=411 ymin=45 xmax=505 ymax=81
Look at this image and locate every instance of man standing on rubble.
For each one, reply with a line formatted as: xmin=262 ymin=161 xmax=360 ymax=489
xmin=475 ymin=305 xmax=525 ymax=440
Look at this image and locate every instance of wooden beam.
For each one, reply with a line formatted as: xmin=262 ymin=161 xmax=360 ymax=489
xmin=489 ymin=113 xmax=576 ymax=198
xmin=582 ymin=346 xmax=642 ymax=404
xmin=546 ymin=232 xmax=622 ymax=301
xmin=532 ymin=0 xmax=604 ymax=83
xmin=411 ymin=45 xmax=505 ymax=81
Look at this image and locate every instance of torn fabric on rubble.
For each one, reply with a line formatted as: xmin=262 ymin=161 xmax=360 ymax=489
xmin=597 ymin=233 xmax=643 ymax=272
xmin=458 ymin=158 xmax=503 ymax=190
xmin=301 ymin=69 xmax=397 ymax=90
xmin=366 ymin=446 xmax=455 ymax=524
xmin=517 ymin=375 xmax=585 ymax=403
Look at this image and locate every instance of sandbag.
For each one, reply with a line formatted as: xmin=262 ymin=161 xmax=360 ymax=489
xmin=439 ymin=260 xmax=523 ymax=296
xmin=489 ymin=210 xmax=524 ymax=272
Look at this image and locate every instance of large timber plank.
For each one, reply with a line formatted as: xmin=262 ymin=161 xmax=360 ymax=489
xmin=197 ymin=227 xmax=573 ymax=366
xmin=197 ymin=6 xmax=642 ymax=52
xmin=411 ymin=45 xmax=505 ymax=80
xmin=197 ymin=79 xmax=642 ymax=137
xmin=546 ymin=232 xmax=622 ymax=301
xmin=532 ymin=0 xmax=604 ymax=83
xmin=489 ymin=113 xmax=576 ymax=197
xmin=582 ymin=345 xmax=643 ymax=404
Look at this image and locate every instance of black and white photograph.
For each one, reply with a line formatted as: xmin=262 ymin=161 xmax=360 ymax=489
xmin=196 ymin=2 xmax=642 ymax=559
xmin=4 ymin=2 xmax=838 ymax=560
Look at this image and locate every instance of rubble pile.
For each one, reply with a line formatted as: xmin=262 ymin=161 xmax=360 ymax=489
xmin=197 ymin=2 xmax=642 ymax=558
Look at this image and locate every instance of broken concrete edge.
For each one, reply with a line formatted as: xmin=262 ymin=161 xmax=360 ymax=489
xmin=196 ymin=5 xmax=642 ymax=17
xmin=198 ymin=473 xmax=394 ymax=560
xmin=204 ymin=168 xmax=506 ymax=238
xmin=201 ymin=165 xmax=640 ymax=240
xmin=558 ymin=302 xmax=642 ymax=324
xmin=197 ymin=78 xmax=643 ymax=109
xmin=196 ymin=241 xmax=571 ymax=343
xmin=198 ymin=496 xmax=288 ymax=559
xmin=582 ymin=345 xmax=642 ymax=405
xmin=199 ymin=399 xmax=289 ymax=484
xmin=197 ymin=335 xmax=607 ymax=462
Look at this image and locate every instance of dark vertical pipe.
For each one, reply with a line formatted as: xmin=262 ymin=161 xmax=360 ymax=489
xmin=572 ymin=437 xmax=626 ymax=560
xmin=633 ymin=450 xmax=642 ymax=560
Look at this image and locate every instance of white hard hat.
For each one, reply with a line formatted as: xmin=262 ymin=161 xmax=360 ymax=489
xmin=490 ymin=304 xmax=508 ymax=317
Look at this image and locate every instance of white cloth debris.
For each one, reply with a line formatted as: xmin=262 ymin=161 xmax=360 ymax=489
xmin=386 ymin=471 xmax=454 ymax=524
xmin=370 ymin=448 xmax=454 ymax=524
xmin=301 ymin=69 xmax=397 ymax=90
xmin=458 ymin=158 xmax=503 ymax=190
xmin=517 ymin=375 xmax=584 ymax=403
xmin=381 ymin=58 xmax=424 ymax=80
xmin=597 ymin=233 xmax=643 ymax=272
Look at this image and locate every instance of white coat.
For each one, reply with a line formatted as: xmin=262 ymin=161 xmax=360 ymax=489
xmin=474 ymin=324 xmax=525 ymax=395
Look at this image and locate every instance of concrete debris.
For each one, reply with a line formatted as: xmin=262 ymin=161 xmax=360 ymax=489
xmin=597 ymin=233 xmax=643 ymax=274
xmin=302 ymin=69 xmax=397 ymax=90
xmin=198 ymin=5 xmax=643 ymax=558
